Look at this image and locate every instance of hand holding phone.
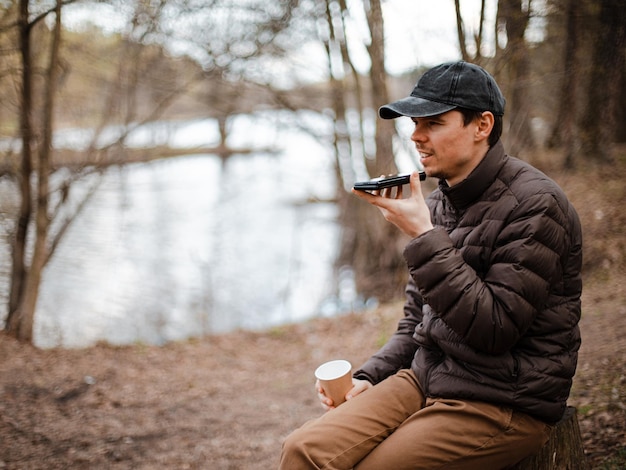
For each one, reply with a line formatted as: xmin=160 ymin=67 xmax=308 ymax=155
xmin=353 ymin=172 xmax=426 ymax=191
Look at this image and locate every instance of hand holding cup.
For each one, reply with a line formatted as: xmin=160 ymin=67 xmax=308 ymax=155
xmin=314 ymin=360 xmax=353 ymax=408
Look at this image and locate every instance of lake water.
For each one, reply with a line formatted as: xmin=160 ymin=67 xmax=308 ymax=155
xmin=1 ymin=112 xmax=354 ymax=348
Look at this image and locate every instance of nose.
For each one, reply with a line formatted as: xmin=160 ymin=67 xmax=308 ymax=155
xmin=411 ymin=122 xmax=427 ymax=143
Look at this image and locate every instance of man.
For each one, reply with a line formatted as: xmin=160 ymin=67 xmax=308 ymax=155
xmin=280 ymin=61 xmax=583 ymax=469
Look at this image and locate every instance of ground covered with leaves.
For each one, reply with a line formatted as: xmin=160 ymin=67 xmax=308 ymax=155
xmin=0 ymin=294 xmax=625 ymax=469
xmin=1 ymin=156 xmax=625 ymax=469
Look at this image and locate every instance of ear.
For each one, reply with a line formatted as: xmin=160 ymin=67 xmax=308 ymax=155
xmin=475 ymin=111 xmax=494 ymax=142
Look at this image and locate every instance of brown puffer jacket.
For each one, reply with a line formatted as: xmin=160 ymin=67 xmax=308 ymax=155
xmin=354 ymin=141 xmax=583 ymax=424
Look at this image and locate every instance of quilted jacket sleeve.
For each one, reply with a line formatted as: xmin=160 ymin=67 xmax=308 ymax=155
xmin=403 ymin=190 xmax=571 ymax=356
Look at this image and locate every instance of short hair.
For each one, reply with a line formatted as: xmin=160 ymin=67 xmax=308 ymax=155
xmin=457 ymin=108 xmax=502 ymax=147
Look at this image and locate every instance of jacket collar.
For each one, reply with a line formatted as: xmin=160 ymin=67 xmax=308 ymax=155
xmin=439 ymin=140 xmax=506 ymax=211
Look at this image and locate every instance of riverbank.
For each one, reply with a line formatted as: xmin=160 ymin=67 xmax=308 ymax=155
xmin=2 ymin=152 xmax=626 ymax=468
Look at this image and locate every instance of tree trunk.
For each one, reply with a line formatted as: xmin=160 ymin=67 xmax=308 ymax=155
xmin=322 ymin=0 xmax=408 ymax=302
xmin=454 ymin=0 xmax=470 ymax=61
xmin=547 ymin=0 xmax=580 ymax=170
xmin=618 ymin=72 xmax=626 ymax=142
xmin=364 ymin=0 xmax=395 ymax=177
xmin=354 ymin=0 xmax=407 ymax=302
xmin=509 ymin=407 xmax=589 ymax=470
xmin=579 ymin=0 xmax=626 ymax=163
xmin=455 ymin=0 xmax=487 ymax=64
xmin=6 ymin=0 xmax=62 ymax=342
xmin=498 ymin=0 xmax=535 ymax=156
xmin=6 ymin=0 xmax=34 ymax=339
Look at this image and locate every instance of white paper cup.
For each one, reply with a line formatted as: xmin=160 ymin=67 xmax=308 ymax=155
xmin=315 ymin=359 xmax=352 ymax=406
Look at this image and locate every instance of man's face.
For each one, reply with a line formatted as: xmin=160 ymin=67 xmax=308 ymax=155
xmin=410 ymin=110 xmax=487 ymax=186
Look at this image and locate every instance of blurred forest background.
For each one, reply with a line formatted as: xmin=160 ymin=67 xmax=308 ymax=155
xmin=0 ymin=0 xmax=624 ymax=344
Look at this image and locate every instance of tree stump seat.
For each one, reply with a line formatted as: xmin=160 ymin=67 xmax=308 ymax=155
xmin=507 ymin=406 xmax=588 ymax=470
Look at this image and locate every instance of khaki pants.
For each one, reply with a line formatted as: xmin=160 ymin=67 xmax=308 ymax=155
xmin=280 ymin=369 xmax=550 ymax=470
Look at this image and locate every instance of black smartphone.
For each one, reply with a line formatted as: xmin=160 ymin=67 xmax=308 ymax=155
xmin=353 ymin=172 xmax=426 ymax=191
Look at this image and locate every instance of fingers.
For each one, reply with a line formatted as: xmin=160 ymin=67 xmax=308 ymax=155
xmin=351 ymin=171 xmax=430 ymax=237
xmin=351 ymin=187 xmax=378 ymax=204
xmin=409 ymin=171 xmax=424 ymax=198
xmin=316 ymin=378 xmax=373 ymax=411
xmin=380 ymin=186 xmax=403 ymax=199
xmin=316 ymin=379 xmax=335 ymax=411
xmin=353 ymin=173 xmax=411 ymax=202
xmin=351 ymin=185 xmax=401 ymax=204
xmin=346 ymin=379 xmax=373 ymax=400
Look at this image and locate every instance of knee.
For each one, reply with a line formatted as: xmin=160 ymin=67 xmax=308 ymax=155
xmin=281 ymin=427 xmax=308 ymax=459
xmin=280 ymin=426 xmax=317 ymax=468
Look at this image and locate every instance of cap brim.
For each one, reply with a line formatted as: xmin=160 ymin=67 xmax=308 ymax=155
xmin=378 ymin=96 xmax=456 ymax=119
